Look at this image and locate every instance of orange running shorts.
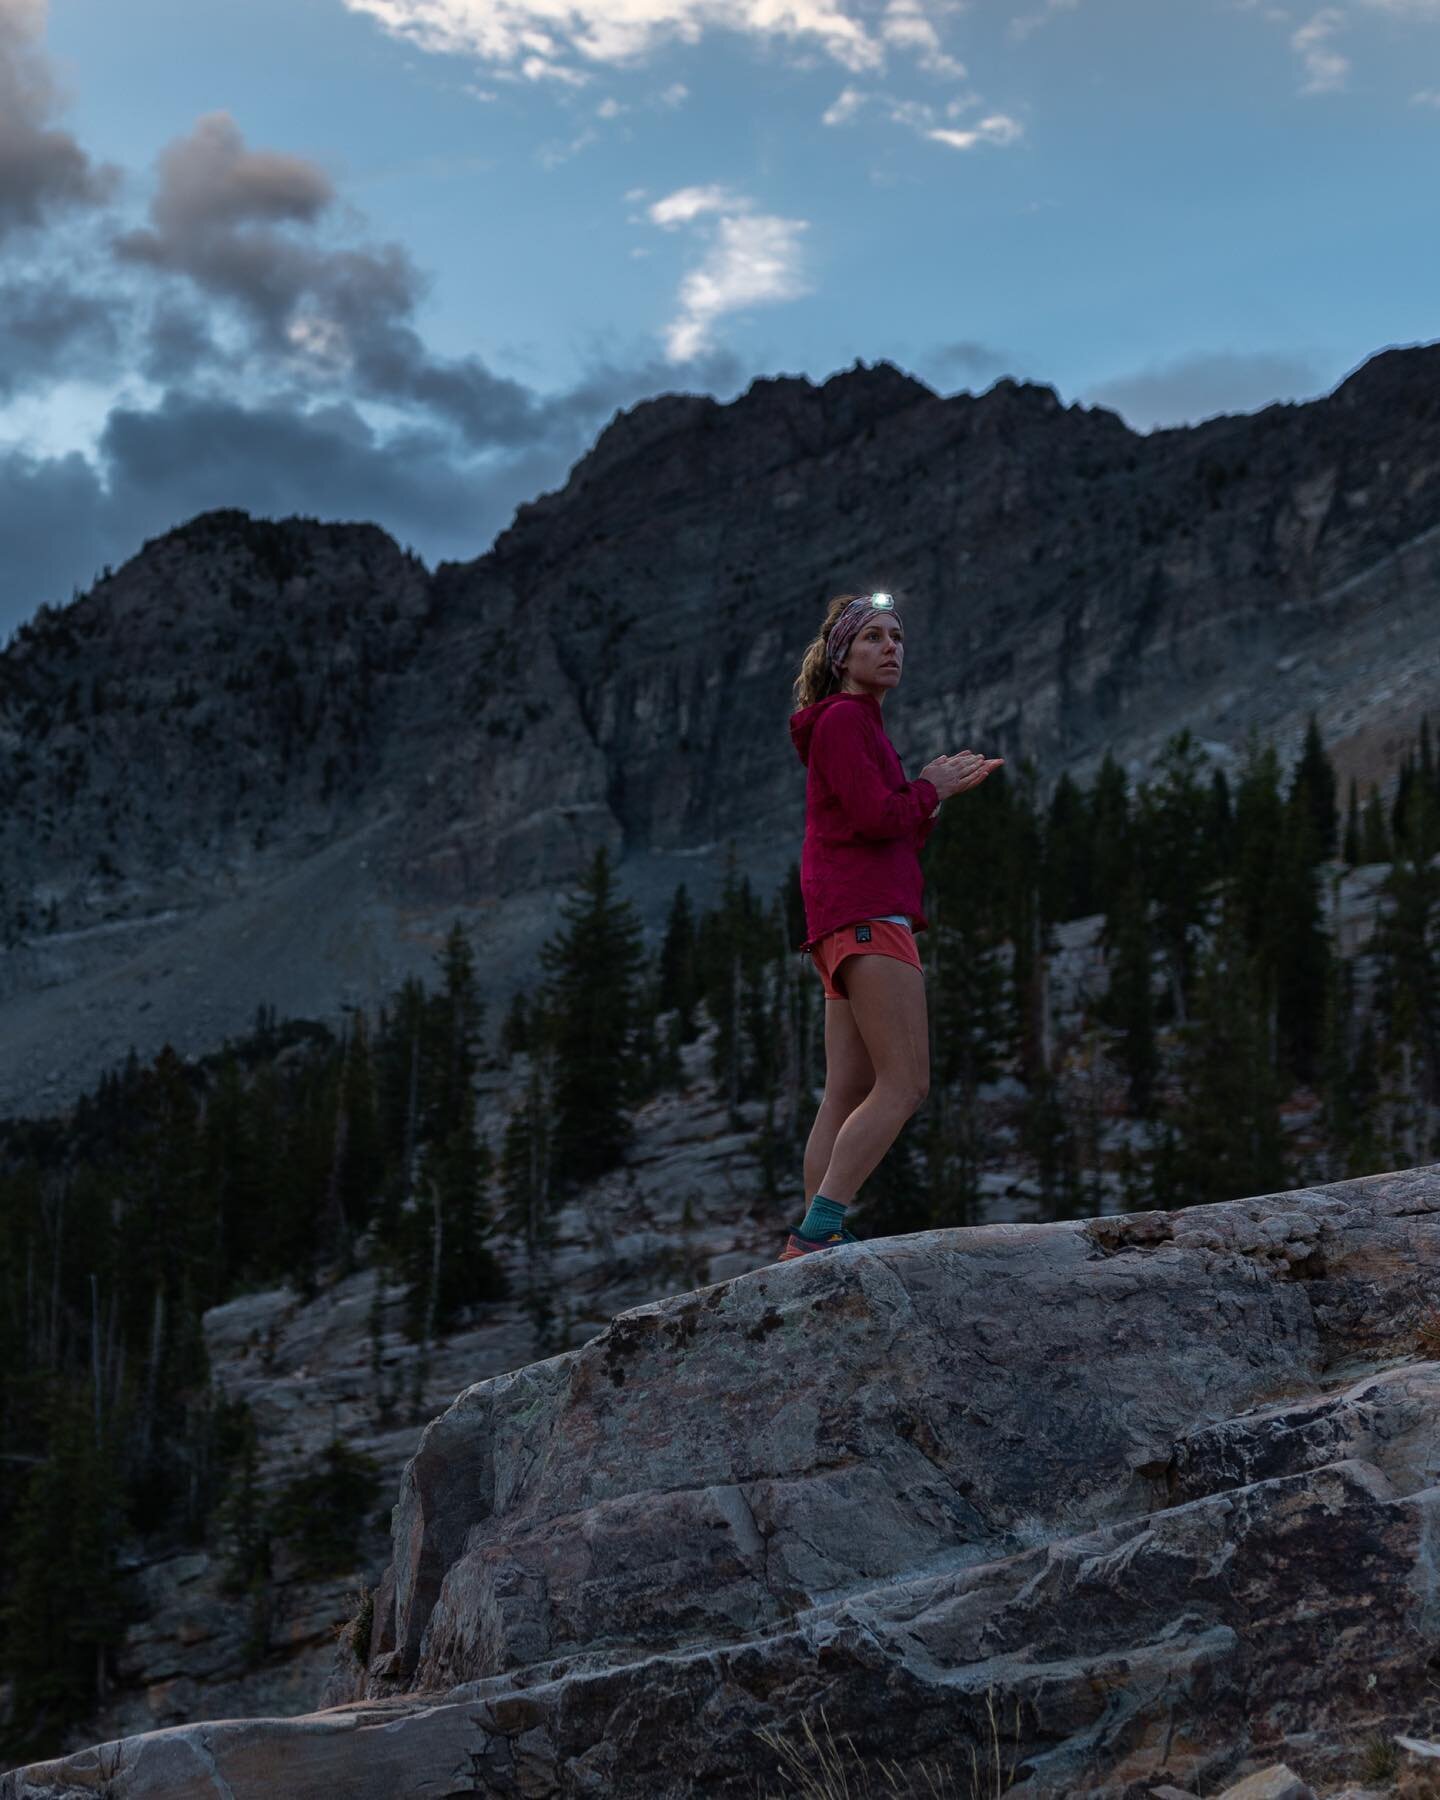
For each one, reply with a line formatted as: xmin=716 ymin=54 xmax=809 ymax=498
xmin=809 ymin=918 xmax=922 ymax=1000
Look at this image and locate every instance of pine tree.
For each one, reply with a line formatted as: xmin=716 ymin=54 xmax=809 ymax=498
xmin=656 ymin=883 xmax=701 ymax=1039
xmin=499 ymin=1055 xmax=561 ymax=1356
xmin=1088 ymin=752 xmax=1134 ymax=919
xmin=1288 ymin=714 xmax=1339 ymax=861
xmin=1266 ymin=780 xmax=1332 ymax=1086
xmin=499 ymin=990 xmax=530 ymax=1063
xmin=2 ymin=1388 xmax=126 ymax=1752
xmin=1099 ymin=879 xmax=1158 ymax=1117
xmin=1374 ymin=777 xmax=1440 ymax=1133
xmin=1166 ymin=904 xmax=1287 ymax=1208
xmin=697 ymin=851 xmax=769 ymax=1114
xmin=1342 ymin=776 xmax=1362 ymax=866
xmin=1360 ymin=788 xmax=1392 ymax=864
xmin=1040 ymin=771 xmax=1094 ymax=922
xmin=1231 ymin=735 xmax=1285 ymax=958
xmin=539 ymin=848 xmax=646 ymax=1186
xmin=1134 ymin=730 xmax=1219 ymax=1022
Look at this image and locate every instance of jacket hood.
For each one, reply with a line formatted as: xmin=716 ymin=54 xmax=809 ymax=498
xmin=789 ymin=691 xmax=878 ymax=766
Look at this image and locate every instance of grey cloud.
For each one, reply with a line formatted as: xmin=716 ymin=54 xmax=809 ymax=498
xmin=0 ymin=392 xmax=491 ymax=639
xmin=0 ymin=339 xmax=751 ymax=635
xmin=541 ymin=343 xmax=744 ymax=426
xmin=1084 ymin=349 xmax=1326 ymax=431
xmin=145 ymin=111 xmax=332 ymax=235
xmin=139 ymin=298 xmax=227 ymax=384
xmin=111 ymin=112 xmax=566 ymax=451
xmin=0 ymin=274 xmax=120 ymax=396
xmin=114 ymin=114 xmax=415 ymax=337
xmin=0 ymin=442 xmax=110 ymax=634
xmin=0 ymin=7 xmax=119 ymax=240
xmin=97 ymin=389 xmax=487 ymax=538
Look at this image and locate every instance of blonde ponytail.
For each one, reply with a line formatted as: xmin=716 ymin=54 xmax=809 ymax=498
xmin=791 ymin=593 xmax=862 ymax=711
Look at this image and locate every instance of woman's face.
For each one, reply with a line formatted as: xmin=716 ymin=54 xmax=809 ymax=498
xmin=841 ymin=612 xmax=904 ymax=695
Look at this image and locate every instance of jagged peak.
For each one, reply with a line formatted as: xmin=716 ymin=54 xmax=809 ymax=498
xmin=525 ymin=359 xmax=938 ymax=515
xmin=1329 ymin=339 xmax=1440 ymax=410
xmin=143 ymin=508 xmax=406 ymax=564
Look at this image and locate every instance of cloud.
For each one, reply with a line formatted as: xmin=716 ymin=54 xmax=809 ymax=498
xmin=640 ymin=183 xmax=811 ymax=360
xmin=664 ymin=210 xmax=811 ymax=361
xmin=0 ymin=0 xmax=118 ymax=241
xmin=880 ymin=0 xmax=966 ymax=77
xmin=823 ymin=86 xmax=1023 ymax=149
xmin=1412 ymin=86 xmax=1440 ymax=103
xmin=0 ymin=274 xmax=120 ymax=397
xmin=139 ymin=299 xmax=227 ymax=383
xmin=517 ymin=54 xmax=590 ymax=84
xmin=1083 ymin=349 xmax=1324 ymax=431
xmin=1010 ymin=0 xmax=1079 ymax=43
xmin=927 ymin=113 xmax=1023 ymax=149
xmin=822 ymin=84 xmax=868 ymax=124
xmin=656 ymin=80 xmax=689 ymax=106
xmin=338 ymin=0 xmax=983 ymax=78
xmin=1291 ymin=8 xmax=1348 ymax=93
xmin=110 ymin=112 xmax=564 ymax=451
xmin=648 ymin=183 xmax=747 ymax=227
xmin=0 ymin=440 xmax=110 ymax=629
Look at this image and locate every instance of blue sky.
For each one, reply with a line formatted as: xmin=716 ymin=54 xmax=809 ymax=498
xmin=1 ymin=0 xmax=1437 ymax=635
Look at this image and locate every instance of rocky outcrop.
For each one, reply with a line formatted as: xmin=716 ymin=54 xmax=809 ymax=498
xmin=9 ymin=1163 xmax=1440 ymax=1797
xmin=3 ymin=346 xmax=1440 ymax=1117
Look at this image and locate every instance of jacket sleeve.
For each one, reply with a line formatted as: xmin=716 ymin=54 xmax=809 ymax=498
xmin=813 ymin=705 xmax=940 ymax=841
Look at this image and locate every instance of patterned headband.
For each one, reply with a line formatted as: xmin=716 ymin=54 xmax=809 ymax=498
xmin=828 ymin=593 xmax=902 ymax=671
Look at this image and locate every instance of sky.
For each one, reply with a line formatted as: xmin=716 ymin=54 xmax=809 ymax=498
xmin=0 ymin=0 xmax=1437 ymax=638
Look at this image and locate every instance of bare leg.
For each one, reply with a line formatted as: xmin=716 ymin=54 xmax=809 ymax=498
xmin=815 ymin=956 xmax=929 ymax=1206
xmin=802 ymin=995 xmax=875 ymax=1203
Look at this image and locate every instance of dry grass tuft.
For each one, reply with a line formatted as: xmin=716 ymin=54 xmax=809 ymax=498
xmin=1415 ymin=1308 xmax=1440 ymax=1358
xmin=1359 ymin=1730 xmax=1400 ymax=1784
xmin=755 ymin=1690 xmax=1023 ymax=1800
xmin=336 ymin=1585 xmax=374 ymax=1664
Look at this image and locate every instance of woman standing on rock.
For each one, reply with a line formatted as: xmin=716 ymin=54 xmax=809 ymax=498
xmin=781 ymin=591 xmax=1002 ymax=1261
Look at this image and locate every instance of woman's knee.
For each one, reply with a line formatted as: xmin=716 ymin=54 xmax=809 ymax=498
xmin=874 ymin=1074 xmax=927 ymax=1117
xmin=821 ymin=1080 xmax=872 ymax=1118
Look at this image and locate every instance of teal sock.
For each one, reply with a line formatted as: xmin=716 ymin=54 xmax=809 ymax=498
xmin=799 ymin=1194 xmax=847 ymax=1238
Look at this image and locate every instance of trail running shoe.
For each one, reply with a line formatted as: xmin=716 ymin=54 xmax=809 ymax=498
xmin=778 ymin=1226 xmax=859 ymax=1262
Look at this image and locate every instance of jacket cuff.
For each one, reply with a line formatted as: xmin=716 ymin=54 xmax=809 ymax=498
xmin=914 ymin=778 xmax=939 ymax=811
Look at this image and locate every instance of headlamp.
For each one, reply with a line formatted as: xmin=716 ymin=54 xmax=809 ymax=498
xmin=868 ymin=592 xmax=894 ymax=610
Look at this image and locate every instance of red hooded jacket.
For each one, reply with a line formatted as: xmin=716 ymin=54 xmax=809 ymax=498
xmin=790 ymin=691 xmax=939 ymax=951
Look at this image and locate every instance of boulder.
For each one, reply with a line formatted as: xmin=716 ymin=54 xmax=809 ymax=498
xmin=7 ymin=1164 xmax=1440 ymax=1797
xmin=1214 ymin=1765 xmax=1315 ymax=1800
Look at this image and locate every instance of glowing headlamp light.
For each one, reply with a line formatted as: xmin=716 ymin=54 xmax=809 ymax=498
xmin=868 ymin=592 xmax=895 ymax=610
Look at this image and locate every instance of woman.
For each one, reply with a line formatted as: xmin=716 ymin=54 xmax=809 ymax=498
xmin=781 ymin=590 xmax=1002 ymax=1262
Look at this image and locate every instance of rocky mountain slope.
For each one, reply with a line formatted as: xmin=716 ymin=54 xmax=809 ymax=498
xmin=2 ymin=346 xmax=1438 ymax=1119
xmin=8 ymin=1161 xmax=1440 ymax=1798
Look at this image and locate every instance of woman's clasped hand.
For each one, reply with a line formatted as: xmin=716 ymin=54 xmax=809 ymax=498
xmin=919 ymin=749 xmax=1005 ymax=801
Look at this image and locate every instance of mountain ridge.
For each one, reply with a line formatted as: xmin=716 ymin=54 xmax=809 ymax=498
xmin=1 ymin=341 xmax=1437 ymax=1117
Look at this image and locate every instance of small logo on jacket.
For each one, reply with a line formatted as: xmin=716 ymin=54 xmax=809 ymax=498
xmin=855 ymin=923 xmax=872 ymax=943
